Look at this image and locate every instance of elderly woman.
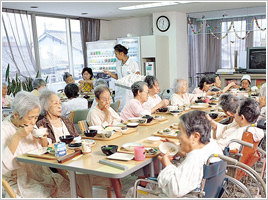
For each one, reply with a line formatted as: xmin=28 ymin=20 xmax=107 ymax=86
xmin=143 ymin=75 xmax=169 ymax=110
xmin=170 ymin=78 xmax=202 ymax=106
xmin=210 ymin=75 xmax=236 ymax=93
xmin=126 ymin=110 xmax=223 ymax=198
xmin=61 ymin=83 xmax=88 ymax=118
xmin=2 ymin=91 xmax=71 ymax=198
xmin=120 ymin=81 xmax=152 ymax=121
xmin=63 ymin=72 xmax=75 ymax=84
xmin=219 ymin=93 xmax=240 ymax=123
xmin=2 ymin=82 xmax=13 ymax=107
xmin=31 ymin=78 xmax=46 ymax=97
xmin=91 ymin=78 xmax=108 ymax=108
xmin=87 ymin=85 xmax=121 ymax=126
xmin=192 ymin=76 xmax=218 ymax=96
xmin=36 ymin=90 xmax=79 ymax=143
xmin=208 ymin=98 xmax=264 ymax=151
xmin=258 ymin=83 xmax=266 ymax=116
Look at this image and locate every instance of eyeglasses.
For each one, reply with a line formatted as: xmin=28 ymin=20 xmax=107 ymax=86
xmin=100 ymin=97 xmax=112 ymax=102
xmin=142 ymin=91 xmax=149 ymax=95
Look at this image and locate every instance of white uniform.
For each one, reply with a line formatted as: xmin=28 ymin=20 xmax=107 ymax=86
xmin=115 ymin=58 xmax=140 ymax=112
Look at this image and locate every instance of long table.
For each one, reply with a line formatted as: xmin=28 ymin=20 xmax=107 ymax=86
xmin=16 ymin=107 xmax=228 ymax=198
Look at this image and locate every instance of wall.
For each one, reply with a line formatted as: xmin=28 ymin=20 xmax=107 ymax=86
xmin=100 ymin=16 xmax=153 ymax=40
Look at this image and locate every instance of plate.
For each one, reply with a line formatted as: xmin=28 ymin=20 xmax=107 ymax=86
xmin=122 ymin=143 xmax=143 ymax=151
xmin=145 ymin=148 xmax=158 ymax=155
xmin=126 ymin=123 xmax=139 ymax=128
xmin=107 ymin=152 xmax=134 ymax=161
xmin=158 ymin=128 xmax=173 ymax=135
xmin=129 ymin=117 xmax=142 ymax=122
xmin=27 ymin=147 xmax=48 ymax=156
xmin=154 ymin=116 xmax=165 ymax=119
xmin=147 ymin=136 xmax=162 ymax=143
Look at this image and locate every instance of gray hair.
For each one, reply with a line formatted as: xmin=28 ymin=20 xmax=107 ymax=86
xmin=63 ymin=72 xmax=72 ymax=82
xmin=179 ymin=110 xmax=211 ymax=144
xmin=259 ymin=83 xmax=266 ymax=97
xmin=32 ymin=78 xmax=46 ymax=89
xmin=11 ymin=91 xmax=41 ymax=119
xmin=94 ymin=85 xmax=110 ymax=99
xmin=2 ymin=82 xmax=8 ymax=87
xmin=131 ymin=81 xmax=148 ymax=97
xmin=144 ymin=75 xmax=158 ymax=89
xmin=94 ymin=79 xmax=108 ymax=88
xmin=173 ymin=78 xmax=186 ymax=93
xmin=39 ymin=89 xmax=57 ymax=116
xmin=238 ymin=98 xmax=260 ymax=124
xmin=219 ymin=93 xmax=240 ymax=114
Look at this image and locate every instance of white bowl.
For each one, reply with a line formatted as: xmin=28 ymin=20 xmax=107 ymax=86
xmin=147 ymin=136 xmax=162 ymax=143
xmin=159 ymin=142 xmax=179 ymax=157
xmin=88 ymin=126 xmax=103 ymax=131
xmin=32 ymin=128 xmax=47 ymax=138
xmin=122 ymin=143 xmax=143 ymax=151
xmin=129 ymin=117 xmax=142 ymax=122
xmin=167 ymin=106 xmax=178 ymax=111
xmin=97 ymin=130 xmax=114 ymax=138
xmin=126 ymin=123 xmax=139 ymax=128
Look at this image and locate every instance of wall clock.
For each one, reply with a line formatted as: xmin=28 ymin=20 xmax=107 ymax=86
xmin=156 ymin=16 xmax=170 ymax=32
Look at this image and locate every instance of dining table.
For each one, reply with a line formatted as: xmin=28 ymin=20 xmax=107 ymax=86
xmin=16 ymin=104 xmax=228 ymax=198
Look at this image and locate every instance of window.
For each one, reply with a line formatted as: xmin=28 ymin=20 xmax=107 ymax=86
xmin=253 ymin=18 xmax=267 ymax=46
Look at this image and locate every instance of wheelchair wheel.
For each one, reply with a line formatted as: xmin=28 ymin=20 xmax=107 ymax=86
xmin=222 ymin=176 xmax=252 ymax=198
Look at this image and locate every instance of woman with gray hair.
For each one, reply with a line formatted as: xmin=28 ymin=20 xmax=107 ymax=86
xmin=36 ymin=89 xmax=79 ymax=143
xmin=120 ymin=81 xmax=156 ymax=121
xmin=2 ymin=91 xmax=72 ymax=198
xmin=2 ymin=82 xmax=13 ymax=107
xmin=31 ymin=78 xmax=46 ymax=97
xmin=86 ymin=85 xmax=121 ymax=126
xmin=170 ymin=78 xmax=202 ymax=106
xmin=143 ymin=75 xmax=169 ymax=111
xmin=91 ymin=78 xmax=108 ymax=108
xmin=63 ymin=72 xmax=75 ymax=84
xmin=219 ymin=93 xmax=240 ymax=119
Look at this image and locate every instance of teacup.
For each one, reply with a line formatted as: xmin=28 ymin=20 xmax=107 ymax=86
xmin=32 ymin=128 xmax=47 ymax=138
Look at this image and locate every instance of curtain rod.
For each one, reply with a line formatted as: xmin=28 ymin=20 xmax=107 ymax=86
xmin=195 ymin=13 xmax=266 ymax=21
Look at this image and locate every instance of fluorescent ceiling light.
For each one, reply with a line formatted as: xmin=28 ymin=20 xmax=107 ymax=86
xmin=118 ymin=2 xmax=179 ymax=10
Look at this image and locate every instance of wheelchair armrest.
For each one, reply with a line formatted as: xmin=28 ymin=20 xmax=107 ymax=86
xmin=226 ymin=139 xmax=254 ymax=149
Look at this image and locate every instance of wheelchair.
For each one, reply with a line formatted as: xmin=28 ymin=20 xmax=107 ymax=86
xmin=133 ymin=154 xmax=264 ymax=198
xmin=224 ymin=124 xmax=266 ymax=198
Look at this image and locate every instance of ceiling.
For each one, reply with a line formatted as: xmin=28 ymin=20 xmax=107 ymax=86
xmin=2 ymin=1 xmax=266 ymax=20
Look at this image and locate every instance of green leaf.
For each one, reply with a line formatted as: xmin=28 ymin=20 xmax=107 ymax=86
xmin=36 ymin=71 xmax=39 ymax=78
xmin=5 ymin=64 xmax=10 ymax=81
xmin=45 ymin=76 xmax=48 ymax=84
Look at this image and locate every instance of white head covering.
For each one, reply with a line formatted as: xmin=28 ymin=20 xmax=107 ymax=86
xmin=241 ymin=75 xmax=251 ymax=83
xmin=121 ymin=43 xmax=129 ymax=50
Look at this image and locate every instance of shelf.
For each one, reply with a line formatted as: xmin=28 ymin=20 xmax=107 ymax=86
xmin=115 ymin=83 xmax=131 ymax=90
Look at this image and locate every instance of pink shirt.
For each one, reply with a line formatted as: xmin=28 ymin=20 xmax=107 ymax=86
xmin=120 ymin=99 xmax=151 ymax=121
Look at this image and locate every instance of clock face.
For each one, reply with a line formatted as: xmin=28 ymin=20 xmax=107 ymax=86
xmin=156 ymin=16 xmax=170 ymax=32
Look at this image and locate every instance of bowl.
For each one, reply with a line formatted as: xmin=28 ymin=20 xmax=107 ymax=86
xmin=209 ymin=113 xmax=218 ymax=119
xmin=126 ymin=122 xmax=139 ymax=128
xmin=158 ymin=107 xmax=168 ymax=112
xmin=59 ymin=135 xmax=75 ymax=144
xmin=129 ymin=117 xmax=143 ymax=123
xmin=98 ymin=130 xmax=114 ymax=138
xmin=167 ymin=106 xmax=178 ymax=111
xmin=142 ymin=115 xmax=153 ymax=123
xmin=101 ymin=145 xmax=118 ymax=156
xmin=159 ymin=142 xmax=179 ymax=157
xmin=138 ymin=119 xmax=147 ymax=124
xmin=88 ymin=126 xmax=103 ymax=131
xmin=32 ymin=128 xmax=47 ymax=138
xmin=195 ymin=100 xmax=204 ymax=103
xmin=67 ymin=143 xmax=82 ymax=150
xmin=122 ymin=143 xmax=143 ymax=151
xmin=208 ymin=102 xmax=217 ymax=105
xmin=146 ymin=136 xmax=162 ymax=143
xmin=84 ymin=129 xmax=97 ymax=137
xmin=170 ymin=110 xmax=181 ymax=116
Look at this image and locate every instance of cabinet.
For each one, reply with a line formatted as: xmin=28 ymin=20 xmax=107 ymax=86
xmin=140 ymin=35 xmax=169 ymax=92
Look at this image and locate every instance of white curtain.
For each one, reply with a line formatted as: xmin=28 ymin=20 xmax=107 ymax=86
xmin=2 ymin=9 xmax=37 ymax=79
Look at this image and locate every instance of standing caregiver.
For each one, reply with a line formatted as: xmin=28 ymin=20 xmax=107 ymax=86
xmin=103 ymin=44 xmax=140 ymax=112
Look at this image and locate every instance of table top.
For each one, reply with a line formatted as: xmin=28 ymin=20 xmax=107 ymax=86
xmin=16 ymin=105 xmax=228 ymax=179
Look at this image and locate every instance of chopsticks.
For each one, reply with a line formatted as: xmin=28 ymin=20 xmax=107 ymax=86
xmin=19 ymin=124 xmax=38 ymax=129
xmin=57 ymin=150 xmax=82 ymax=163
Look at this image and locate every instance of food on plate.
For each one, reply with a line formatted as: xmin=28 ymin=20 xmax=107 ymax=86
xmin=145 ymin=148 xmax=158 ymax=154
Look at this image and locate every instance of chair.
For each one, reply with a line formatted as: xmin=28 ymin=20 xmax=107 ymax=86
xmin=110 ymin=100 xmax=120 ymax=113
xmin=2 ymin=179 xmax=16 ymax=198
xmin=69 ymin=108 xmax=90 ymax=124
xmin=133 ymin=154 xmax=228 ymax=198
xmin=161 ymin=88 xmax=174 ymax=100
xmin=78 ymin=120 xmax=89 ymax=134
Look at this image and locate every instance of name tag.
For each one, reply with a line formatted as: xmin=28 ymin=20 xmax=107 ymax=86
xmin=137 ymin=190 xmax=148 ymax=195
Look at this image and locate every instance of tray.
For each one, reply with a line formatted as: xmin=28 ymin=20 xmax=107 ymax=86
xmin=121 ymin=128 xmax=137 ymax=135
xmin=190 ymin=105 xmax=208 ymax=110
xmin=153 ymin=116 xmax=168 ymax=122
xmin=135 ymin=138 xmax=163 ymax=148
xmin=153 ymin=129 xmax=179 ymax=138
xmin=124 ymin=119 xmax=158 ymax=126
xmin=81 ymin=131 xmax=122 ymax=141
xmin=117 ymin=147 xmax=160 ymax=158
xmin=27 ymin=149 xmax=75 ymax=160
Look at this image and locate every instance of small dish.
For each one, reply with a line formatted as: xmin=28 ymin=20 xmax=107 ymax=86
xmin=171 ymin=123 xmax=179 ymax=129
xmin=154 ymin=116 xmax=165 ymax=119
xmin=122 ymin=143 xmax=143 ymax=151
xmin=158 ymin=128 xmax=172 ymax=135
xmin=167 ymin=106 xmax=178 ymax=111
xmin=126 ymin=123 xmax=139 ymax=128
xmin=98 ymin=130 xmax=114 ymax=138
xmin=145 ymin=148 xmax=158 ymax=155
xmin=129 ymin=117 xmax=143 ymax=123
xmin=107 ymin=152 xmax=134 ymax=161
xmin=147 ymin=136 xmax=162 ymax=143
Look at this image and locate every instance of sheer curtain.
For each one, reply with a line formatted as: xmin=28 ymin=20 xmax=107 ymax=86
xmin=79 ymin=17 xmax=100 ymax=69
xmin=2 ymin=9 xmax=37 ymax=79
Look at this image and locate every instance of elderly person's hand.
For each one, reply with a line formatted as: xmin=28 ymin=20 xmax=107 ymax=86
xmin=158 ymin=152 xmax=173 ymax=167
xmin=206 ymin=113 xmax=217 ymax=130
xmin=16 ymin=124 xmax=34 ymax=138
xmin=161 ymin=99 xmax=169 ymax=107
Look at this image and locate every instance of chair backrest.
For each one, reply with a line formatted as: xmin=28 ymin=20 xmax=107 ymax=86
xmin=110 ymin=100 xmax=120 ymax=113
xmin=69 ymin=108 xmax=90 ymax=124
xmin=161 ymin=88 xmax=174 ymax=100
xmin=78 ymin=120 xmax=89 ymax=134
xmin=2 ymin=179 xmax=16 ymax=198
xmin=202 ymin=160 xmax=227 ymax=198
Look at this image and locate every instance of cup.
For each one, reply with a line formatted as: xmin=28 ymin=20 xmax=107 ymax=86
xmin=134 ymin=146 xmax=145 ymax=161
xmin=203 ymin=98 xmax=210 ymax=103
xmin=82 ymin=142 xmax=92 ymax=154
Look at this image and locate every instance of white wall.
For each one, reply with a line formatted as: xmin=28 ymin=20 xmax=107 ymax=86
xmin=100 ymin=16 xmax=153 ymax=40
